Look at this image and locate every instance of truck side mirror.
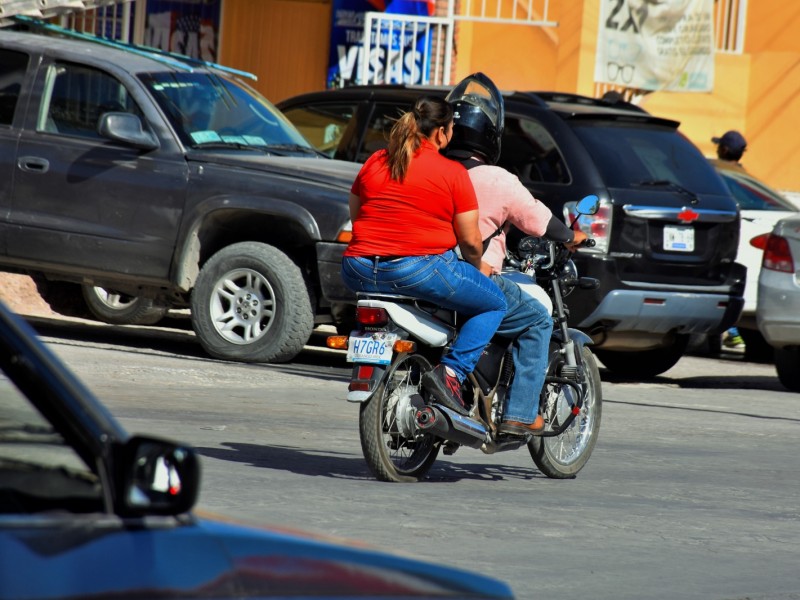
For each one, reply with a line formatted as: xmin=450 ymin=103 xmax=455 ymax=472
xmin=98 ymin=112 xmax=159 ymax=151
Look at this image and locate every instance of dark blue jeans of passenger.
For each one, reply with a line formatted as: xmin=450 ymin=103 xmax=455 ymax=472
xmin=494 ymin=275 xmax=553 ymax=424
xmin=341 ymin=250 xmax=507 ymax=380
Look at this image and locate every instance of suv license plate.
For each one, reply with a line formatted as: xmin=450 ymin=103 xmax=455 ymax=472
xmin=347 ymin=332 xmax=398 ymax=364
xmin=663 ymin=225 xmax=695 ymax=252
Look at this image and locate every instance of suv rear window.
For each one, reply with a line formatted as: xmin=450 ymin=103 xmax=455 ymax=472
xmin=572 ymin=122 xmax=729 ymax=195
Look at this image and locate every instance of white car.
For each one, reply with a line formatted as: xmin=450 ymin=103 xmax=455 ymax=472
xmin=756 ymin=214 xmax=800 ymax=391
xmin=713 ymin=161 xmax=798 ymax=359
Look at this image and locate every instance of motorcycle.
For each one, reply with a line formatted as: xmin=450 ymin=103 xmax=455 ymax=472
xmin=328 ymin=195 xmax=603 ymax=482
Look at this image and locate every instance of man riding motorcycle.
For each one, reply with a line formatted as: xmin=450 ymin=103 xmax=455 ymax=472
xmin=445 ymin=73 xmax=587 ymax=436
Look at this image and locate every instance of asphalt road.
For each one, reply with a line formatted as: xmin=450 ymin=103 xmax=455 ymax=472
xmin=27 ymin=315 xmax=800 ymax=600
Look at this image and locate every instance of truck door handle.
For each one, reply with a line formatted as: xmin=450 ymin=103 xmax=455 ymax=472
xmin=18 ymin=156 xmax=50 ymax=174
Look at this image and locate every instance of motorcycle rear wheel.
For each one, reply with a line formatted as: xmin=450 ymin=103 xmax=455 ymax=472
xmin=359 ymin=353 xmax=440 ymax=482
xmin=529 ymin=345 xmax=602 ymax=478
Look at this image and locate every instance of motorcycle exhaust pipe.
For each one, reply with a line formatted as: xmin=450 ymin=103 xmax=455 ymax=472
xmin=415 ymin=405 xmax=488 ymax=449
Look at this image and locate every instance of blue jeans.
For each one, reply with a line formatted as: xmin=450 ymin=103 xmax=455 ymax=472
xmin=494 ymin=275 xmax=553 ymax=424
xmin=341 ymin=251 xmax=507 ymax=380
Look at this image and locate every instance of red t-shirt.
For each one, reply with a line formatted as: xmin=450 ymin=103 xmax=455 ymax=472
xmin=344 ymin=140 xmax=478 ymax=257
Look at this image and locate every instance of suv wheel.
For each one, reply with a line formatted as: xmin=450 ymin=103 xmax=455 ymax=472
xmin=739 ymin=327 xmax=774 ymax=364
xmin=595 ymin=335 xmax=690 ymax=379
xmin=191 ymin=242 xmax=314 ymax=363
xmin=82 ymin=285 xmax=166 ymax=326
xmin=774 ymin=346 xmax=800 ymax=392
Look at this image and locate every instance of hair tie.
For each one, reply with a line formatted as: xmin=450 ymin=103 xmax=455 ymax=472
xmin=412 ymin=108 xmax=421 ymax=120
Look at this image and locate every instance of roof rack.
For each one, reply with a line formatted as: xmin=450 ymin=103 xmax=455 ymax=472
xmin=10 ymin=15 xmax=257 ymax=81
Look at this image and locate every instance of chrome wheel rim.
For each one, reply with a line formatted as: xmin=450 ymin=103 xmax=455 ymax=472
xmin=381 ymin=355 xmax=436 ymax=474
xmin=209 ymin=268 xmax=275 ymax=345
xmin=542 ymin=377 xmax=596 ymax=466
xmin=92 ymin=287 xmax=136 ymax=309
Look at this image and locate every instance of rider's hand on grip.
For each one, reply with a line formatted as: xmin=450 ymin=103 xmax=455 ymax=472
xmin=564 ymin=230 xmax=589 ymax=252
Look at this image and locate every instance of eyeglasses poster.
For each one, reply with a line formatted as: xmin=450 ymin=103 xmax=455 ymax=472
xmin=594 ymin=0 xmax=714 ymax=92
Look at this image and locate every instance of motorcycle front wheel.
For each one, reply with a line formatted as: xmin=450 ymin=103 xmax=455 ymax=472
xmin=359 ymin=353 xmax=440 ymax=482
xmin=529 ymin=345 xmax=602 ymax=479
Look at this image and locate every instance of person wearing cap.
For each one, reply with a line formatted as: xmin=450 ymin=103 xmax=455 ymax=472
xmin=712 ymin=130 xmax=748 ymax=350
xmin=711 ymin=130 xmax=747 ymax=170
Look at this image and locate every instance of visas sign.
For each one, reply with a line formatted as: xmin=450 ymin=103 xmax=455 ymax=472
xmin=328 ymin=0 xmax=435 ymax=88
xmin=595 ymin=0 xmax=714 ymax=92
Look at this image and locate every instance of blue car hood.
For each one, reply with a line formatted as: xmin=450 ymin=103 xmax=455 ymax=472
xmin=0 ymin=514 xmax=513 ymax=599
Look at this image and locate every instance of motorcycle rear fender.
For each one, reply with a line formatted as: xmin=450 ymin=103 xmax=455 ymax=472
xmin=346 ymin=363 xmax=387 ymax=402
xmin=358 ymin=298 xmax=453 ymax=347
xmin=552 ymin=327 xmax=594 ymax=347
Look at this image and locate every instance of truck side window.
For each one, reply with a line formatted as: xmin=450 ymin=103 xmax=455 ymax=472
xmin=499 ymin=116 xmax=570 ymax=185
xmin=38 ymin=62 xmax=143 ymax=138
xmin=0 ymin=49 xmax=29 ymax=126
xmin=281 ymin=102 xmax=357 ymax=158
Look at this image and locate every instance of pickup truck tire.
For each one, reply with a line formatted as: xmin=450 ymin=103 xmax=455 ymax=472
xmin=595 ymin=334 xmax=690 ymax=379
xmin=81 ymin=285 xmax=166 ymax=326
xmin=191 ymin=242 xmax=314 ymax=363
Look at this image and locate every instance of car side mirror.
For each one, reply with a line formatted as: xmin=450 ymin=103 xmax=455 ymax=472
xmin=116 ymin=435 xmax=200 ymax=516
xmin=98 ymin=112 xmax=159 ymax=151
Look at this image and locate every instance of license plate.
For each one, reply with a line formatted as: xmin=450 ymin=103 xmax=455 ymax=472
xmin=346 ymin=332 xmax=398 ymax=364
xmin=663 ymin=225 xmax=695 ymax=252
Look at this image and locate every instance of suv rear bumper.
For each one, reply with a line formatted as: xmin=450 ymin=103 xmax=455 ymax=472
xmin=578 ymin=289 xmax=744 ymax=335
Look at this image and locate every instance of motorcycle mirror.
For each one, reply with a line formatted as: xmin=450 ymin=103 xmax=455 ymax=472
xmin=575 ymin=195 xmax=600 ymax=216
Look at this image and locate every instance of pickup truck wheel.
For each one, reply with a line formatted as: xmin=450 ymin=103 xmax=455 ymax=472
xmin=595 ymin=335 xmax=690 ymax=379
xmin=191 ymin=242 xmax=313 ymax=363
xmin=81 ymin=285 xmax=166 ymax=326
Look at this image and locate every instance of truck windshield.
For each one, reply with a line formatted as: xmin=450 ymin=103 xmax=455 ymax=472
xmin=572 ymin=122 xmax=729 ymax=196
xmin=140 ymin=71 xmax=314 ymax=151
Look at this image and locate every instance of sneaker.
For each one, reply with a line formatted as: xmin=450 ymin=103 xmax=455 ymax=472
xmin=500 ymin=416 xmax=545 ymax=436
xmin=422 ymin=364 xmax=468 ymax=415
xmin=722 ymin=334 xmax=745 ymax=349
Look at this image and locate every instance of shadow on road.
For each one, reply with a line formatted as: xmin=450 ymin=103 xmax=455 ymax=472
xmin=21 ymin=314 xmax=349 ymax=369
xmin=196 ymin=441 xmax=548 ymax=483
xmin=599 ymin=367 xmax=787 ymax=393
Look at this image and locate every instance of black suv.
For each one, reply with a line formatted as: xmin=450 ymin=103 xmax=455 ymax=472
xmin=278 ymin=86 xmax=746 ymax=377
xmin=0 ymin=27 xmax=360 ymax=364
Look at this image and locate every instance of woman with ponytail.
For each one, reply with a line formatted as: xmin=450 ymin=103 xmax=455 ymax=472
xmin=341 ymin=95 xmax=507 ymax=414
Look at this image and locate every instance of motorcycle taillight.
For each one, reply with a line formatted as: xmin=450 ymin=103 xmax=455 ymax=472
xmin=356 ymin=306 xmax=389 ymax=326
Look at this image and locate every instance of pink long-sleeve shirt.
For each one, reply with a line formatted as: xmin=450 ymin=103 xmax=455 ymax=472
xmin=468 ymin=164 xmax=554 ymax=274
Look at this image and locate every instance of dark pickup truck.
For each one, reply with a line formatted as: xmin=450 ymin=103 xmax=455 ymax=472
xmin=0 ymin=26 xmax=358 ymax=363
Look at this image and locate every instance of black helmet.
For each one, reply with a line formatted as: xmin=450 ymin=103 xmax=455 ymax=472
xmin=445 ymin=72 xmax=504 ymax=164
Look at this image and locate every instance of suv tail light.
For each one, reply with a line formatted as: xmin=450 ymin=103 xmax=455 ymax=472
xmin=564 ymin=198 xmax=612 ymax=253
xmin=762 ymin=233 xmax=794 ymax=273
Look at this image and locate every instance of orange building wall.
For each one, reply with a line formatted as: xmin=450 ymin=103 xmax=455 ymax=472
xmin=218 ymin=0 xmax=332 ymax=104
xmin=215 ymin=0 xmax=800 ymax=192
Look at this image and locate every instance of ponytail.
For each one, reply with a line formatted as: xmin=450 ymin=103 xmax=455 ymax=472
xmin=386 ymin=96 xmax=453 ymax=182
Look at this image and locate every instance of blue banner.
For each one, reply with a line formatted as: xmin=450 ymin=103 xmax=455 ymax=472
xmin=328 ymin=0 xmax=434 ymax=88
